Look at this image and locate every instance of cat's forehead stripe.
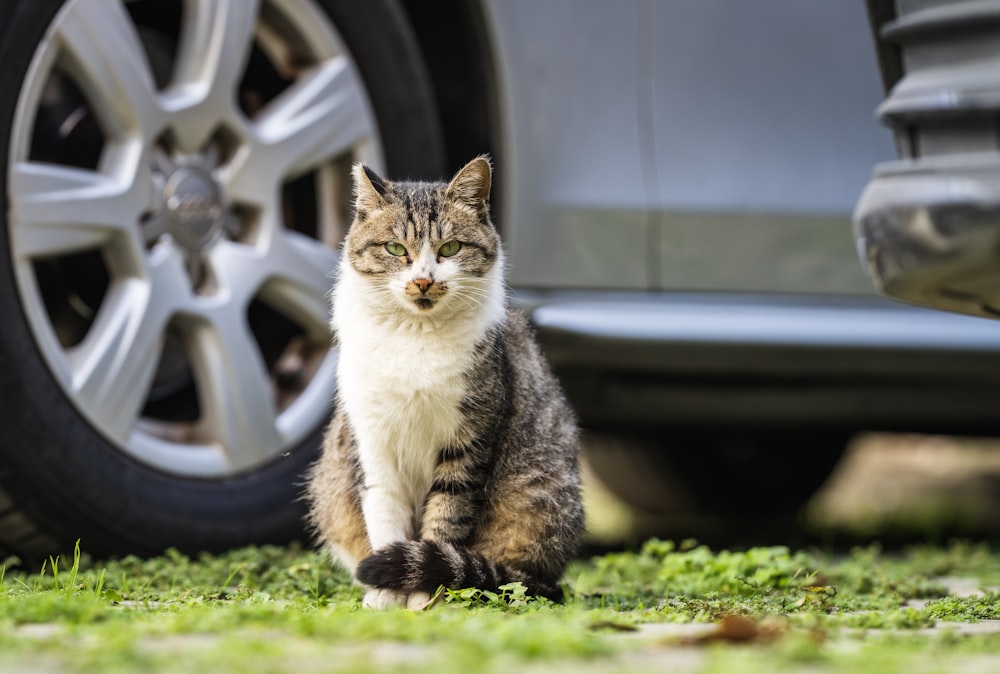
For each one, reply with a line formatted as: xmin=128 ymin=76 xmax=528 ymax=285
xmin=392 ymin=184 xmax=444 ymax=242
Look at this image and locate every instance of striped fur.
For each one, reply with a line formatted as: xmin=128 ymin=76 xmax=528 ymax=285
xmin=306 ymin=158 xmax=583 ymax=608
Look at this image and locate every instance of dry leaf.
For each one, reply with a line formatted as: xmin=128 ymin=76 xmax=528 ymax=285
xmin=679 ymin=615 xmax=788 ymax=646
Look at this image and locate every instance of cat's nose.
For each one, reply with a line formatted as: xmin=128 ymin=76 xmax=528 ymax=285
xmin=413 ymin=277 xmax=433 ymax=293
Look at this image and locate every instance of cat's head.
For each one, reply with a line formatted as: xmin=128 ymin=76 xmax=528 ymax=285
xmin=342 ymin=156 xmax=502 ymax=317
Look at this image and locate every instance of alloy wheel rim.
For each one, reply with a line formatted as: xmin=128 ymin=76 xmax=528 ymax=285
xmin=8 ymin=0 xmax=382 ymax=477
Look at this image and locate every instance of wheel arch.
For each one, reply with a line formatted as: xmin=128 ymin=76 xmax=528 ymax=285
xmin=398 ymin=0 xmax=505 ymax=220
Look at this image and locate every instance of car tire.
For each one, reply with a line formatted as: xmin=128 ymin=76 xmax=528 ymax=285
xmin=0 ymin=0 xmax=444 ymax=560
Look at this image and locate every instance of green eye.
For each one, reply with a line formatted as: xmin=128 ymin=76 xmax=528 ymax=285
xmin=384 ymin=242 xmax=407 ymax=256
xmin=438 ymin=241 xmax=462 ymax=258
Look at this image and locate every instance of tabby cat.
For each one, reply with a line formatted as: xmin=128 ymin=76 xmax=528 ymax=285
xmin=306 ymin=157 xmax=583 ymax=609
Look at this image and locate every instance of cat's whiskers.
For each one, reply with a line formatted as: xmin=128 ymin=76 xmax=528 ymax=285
xmin=444 ymin=290 xmax=482 ymax=315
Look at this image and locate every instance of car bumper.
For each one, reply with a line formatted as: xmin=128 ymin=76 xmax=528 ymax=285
xmin=856 ymin=0 xmax=1000 ymax=320
xmin=855 ymin=158 xmax=1000 ymax=319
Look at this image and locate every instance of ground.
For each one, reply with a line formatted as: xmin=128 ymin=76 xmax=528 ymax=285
xmin=4 ymin=433 xmax=1000 ymax=673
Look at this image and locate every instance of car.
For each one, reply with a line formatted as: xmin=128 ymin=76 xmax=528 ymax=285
xmin=4 ymin=0 xmax=1000 ymax=560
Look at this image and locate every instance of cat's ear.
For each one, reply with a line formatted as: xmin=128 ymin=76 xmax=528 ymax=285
xmin=446 ymin=155 xmax=492 ymax=211
xmin=352 ymin=163 xmax=391 ymax=213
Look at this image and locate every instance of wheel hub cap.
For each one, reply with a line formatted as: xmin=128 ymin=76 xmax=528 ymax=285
xmin=163 ymin=167 xmax=224 ymax=252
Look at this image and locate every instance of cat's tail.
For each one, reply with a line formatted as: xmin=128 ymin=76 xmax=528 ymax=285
xmin=355 ymin=540 xmax=563 ymax=602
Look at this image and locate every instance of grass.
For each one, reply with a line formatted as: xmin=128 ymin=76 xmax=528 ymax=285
xmin=2 ymin=540 xmax=1000 ymax=673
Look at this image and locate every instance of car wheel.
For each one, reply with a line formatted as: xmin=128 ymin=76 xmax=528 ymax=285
xmin=587 ymin=430 xmax=847 ymax=518
xmin=0 ymin=0 xmax=444 ymax=559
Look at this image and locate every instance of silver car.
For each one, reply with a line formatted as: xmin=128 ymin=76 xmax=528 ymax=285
xmin=2 ymin=0 xmax=998 ymax=559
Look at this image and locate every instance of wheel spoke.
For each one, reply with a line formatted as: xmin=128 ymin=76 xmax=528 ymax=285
xmin=229 ymin=57 xmax=374 ymax=200
xmin=166 ymin=0 xmax=261 ymax=149
xmin=258 ymin=232 xmax=338 ymax=338
xmin=206 ymin=239 xmax=267 ymax=304
xmin=174 ymin=0 xmax=260 ymax=94
xmin=10 ymin=162 xmax=147 ymax=258
xmin=54 ymin=0 xmax=161 ymax=136
xmin=187 ymin=310 xmax=283 ymax=470
xmin=204 ymin=235 xmax=333 ymax=336
xmin=68 ymin=279 xmax=167 ymax=443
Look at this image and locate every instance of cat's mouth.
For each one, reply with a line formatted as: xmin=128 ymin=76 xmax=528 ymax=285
xmin=413 ymin=298 xmax=435 ymax=311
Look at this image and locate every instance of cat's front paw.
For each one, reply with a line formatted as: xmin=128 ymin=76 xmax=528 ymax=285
xmin=361 ymin=589 xmax=432 ymax=610
xmin=406 ymin=591 xmax=432 ymax=610
xmin=362 ymin=588 xmax=407 ymax=610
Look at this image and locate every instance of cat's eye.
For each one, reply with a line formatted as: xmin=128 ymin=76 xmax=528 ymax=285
xmin=438 ymin=241 xmax=462 ymax=258
xmin=384 ymin=242 xmax=407 ymax=257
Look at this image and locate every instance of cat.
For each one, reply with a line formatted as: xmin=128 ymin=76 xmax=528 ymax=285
xmin=306 ymin=156 xmax=583 ymax=609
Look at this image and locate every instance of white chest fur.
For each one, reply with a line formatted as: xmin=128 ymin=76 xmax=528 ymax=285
xmin=338 ymin=314 xmax=469 ymax=504
xmin=331 ymin=262 xmax=503 ymax=549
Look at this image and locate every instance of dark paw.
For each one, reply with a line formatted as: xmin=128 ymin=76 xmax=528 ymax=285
xmin=356 ymin=542 xmax=407 ymax=589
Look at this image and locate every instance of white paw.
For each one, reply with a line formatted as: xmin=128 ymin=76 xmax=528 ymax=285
xmin=361 ymin=588 xmax=433 ymax=610
xmin=405 ymin=592 xmax=432 ymax=611
xmin=363 ymin=588 xmax=407 ymax=610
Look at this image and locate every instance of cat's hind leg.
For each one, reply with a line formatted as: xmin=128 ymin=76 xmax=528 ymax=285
xmin=307 ymin=414 xmax=372 ymax=576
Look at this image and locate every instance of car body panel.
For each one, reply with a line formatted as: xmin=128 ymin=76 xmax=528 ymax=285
xmin=650 ymin=0 xmax=893 ymax=294
xmin=483 ymin=0 xmax=653 ymax=290
xmin=484 ymin=0 xmax=895 ymax=294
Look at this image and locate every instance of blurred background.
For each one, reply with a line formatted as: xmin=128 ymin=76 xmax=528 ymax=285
xmin=584 ymin=432 xmax=1000 ymax=549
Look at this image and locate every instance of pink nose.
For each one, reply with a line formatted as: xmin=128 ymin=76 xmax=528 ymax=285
xmin=414 ymin=277 xmax=433 ymax=293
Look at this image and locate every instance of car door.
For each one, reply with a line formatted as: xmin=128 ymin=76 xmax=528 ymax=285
xmin=647 ymin=0 xmax=895 ymax=294
xmin=485 ymin=0 xmax=654 ymax=290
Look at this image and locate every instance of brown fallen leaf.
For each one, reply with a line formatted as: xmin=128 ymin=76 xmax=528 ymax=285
xmin=710 ymin=615 xmax=760 ymax=643
xmin=678 ymin=615 xmax=788 ymax=646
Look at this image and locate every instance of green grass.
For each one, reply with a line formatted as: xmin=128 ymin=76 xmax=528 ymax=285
xmin=2 ymin=540 xmax=1000 ymax=673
